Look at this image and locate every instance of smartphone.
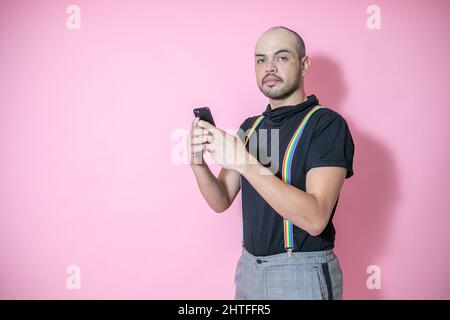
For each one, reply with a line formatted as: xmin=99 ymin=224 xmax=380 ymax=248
xmin=193 ymin=107 xmax=216 ymax=126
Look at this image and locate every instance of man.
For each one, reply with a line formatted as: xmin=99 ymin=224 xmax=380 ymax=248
xmin=188 ymin=26 xmax=354 ymax=300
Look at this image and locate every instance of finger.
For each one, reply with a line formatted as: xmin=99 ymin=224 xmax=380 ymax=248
xmin=197 ymin=120 xmax=214 ymax=131
xmin=188 ymin=144 xmax=206 ymax=154
xmin=191 ymin=117 xmax=201 ymax=129
xmin=198 ymin=121 xmax=221 ymax=138
xmin=191 ymin=128 xmax=210 ymax=137
xmin=191 ymin=135 xmax=212 ymax=144
xmin=205 ymin=144 xmax=214 ymax=153
xmin=190 ymin=144 xmax=206 ymax=153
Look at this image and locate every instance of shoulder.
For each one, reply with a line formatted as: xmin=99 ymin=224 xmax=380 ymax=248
xmin=314 ymin=106 xmax=347 ymax=122
xmin=311 ymin=106 xmax=350 ymax=133
xmin=238 ymin=115 xmax=264 ymax=131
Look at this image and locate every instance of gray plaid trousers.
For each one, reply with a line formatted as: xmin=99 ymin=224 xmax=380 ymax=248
xmin=234 ymin=246 xmax=343 ymax=300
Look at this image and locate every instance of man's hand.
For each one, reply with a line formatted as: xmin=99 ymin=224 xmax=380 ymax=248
xmin=197 ymin=120 xmax=251 ymax=173
xmin=187 ymin=118 xmax=243 ymax=213
xmin=187 ymin=117 xmax=212 ymax=166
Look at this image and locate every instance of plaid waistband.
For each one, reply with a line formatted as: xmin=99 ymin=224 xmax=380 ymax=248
xmin=241 ymin=246 xmax=336 ymax=266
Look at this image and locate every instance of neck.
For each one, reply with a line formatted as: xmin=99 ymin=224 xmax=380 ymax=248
xmin=269 ymin=87 xmax=307 ymax=109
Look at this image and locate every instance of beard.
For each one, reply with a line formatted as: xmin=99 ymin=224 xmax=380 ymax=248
xmin=258 ymin=75 xmax=301 ymax=100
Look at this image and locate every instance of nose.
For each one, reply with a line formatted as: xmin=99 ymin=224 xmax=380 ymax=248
xmin=264 ymin=59 xmax=277 ymax=73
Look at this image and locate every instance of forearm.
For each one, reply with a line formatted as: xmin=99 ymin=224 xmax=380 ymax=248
xmin=239 ymin=155 xmax=327 ymax=236
xmin=190 ymin=163 xmax=231 ymax=213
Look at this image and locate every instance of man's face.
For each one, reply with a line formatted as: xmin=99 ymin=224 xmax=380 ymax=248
xmin=254 ymin=30 xmax=304 ymax=100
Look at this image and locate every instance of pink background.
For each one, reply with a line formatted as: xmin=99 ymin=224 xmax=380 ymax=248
xmin=1 ymin=0 xmax=449 ymax=299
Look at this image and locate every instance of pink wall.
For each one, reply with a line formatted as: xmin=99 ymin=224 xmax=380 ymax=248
xmin=1 ymin=0 xmax=449 ymax=299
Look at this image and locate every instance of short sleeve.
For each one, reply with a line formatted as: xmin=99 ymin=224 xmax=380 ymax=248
xmin=304 ymin=111 xmax=355 ymax=179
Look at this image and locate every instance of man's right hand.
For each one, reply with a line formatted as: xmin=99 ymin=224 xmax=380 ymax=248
xmin=187 ymin=117 xmax=212 ymax=166
xmin=187 ymin=117 xmax=242 ymax=213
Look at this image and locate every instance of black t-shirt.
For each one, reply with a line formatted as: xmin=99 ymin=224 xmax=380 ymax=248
xmin=237 ymin=95 xmax=355 ymax=256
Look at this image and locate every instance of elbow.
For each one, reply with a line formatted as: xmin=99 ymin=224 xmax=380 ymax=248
xmin=213 ymin=206 xmax=227 ymax=214
xmin=305 ymin=215 xmax=329 ymax=237
xmin=308 ymin=225 xmax=325 ymax=237
xmin=305 ymin=201 xmax=332 ymax=236
xmin=211 ymin=201 xmax=231 ymax=214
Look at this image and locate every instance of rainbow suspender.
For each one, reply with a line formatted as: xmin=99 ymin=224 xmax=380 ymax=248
xmin=243 ymin=105 xmax=323 ymax=257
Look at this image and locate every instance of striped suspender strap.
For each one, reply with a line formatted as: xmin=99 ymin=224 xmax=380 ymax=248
xmin=244 ymin=115 xmax=265 ymax=146
xmin=242 ymin=105 xmax=323 ymax=257
xmin=282 ymin=105 xmax=323 ymax=257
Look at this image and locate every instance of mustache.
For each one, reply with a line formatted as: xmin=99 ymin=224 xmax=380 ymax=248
xmin=262 ymin=74 xmax=283 ymax=83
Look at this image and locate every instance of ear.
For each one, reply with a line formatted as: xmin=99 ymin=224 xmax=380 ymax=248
xmin=301 ymin=55 xmax=311 ymax=76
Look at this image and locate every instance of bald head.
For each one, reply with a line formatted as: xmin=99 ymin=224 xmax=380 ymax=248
xmin=258 ymin=26 xmax=306 ymax=58
xmin=254 ymin=26 xmax=310 ymax=103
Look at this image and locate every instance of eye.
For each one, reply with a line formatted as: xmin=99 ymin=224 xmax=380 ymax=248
xmin=256 ymin=59 xmax=265 ymax=64
xmin=277 ymin=56 xmax=288 ymax=61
